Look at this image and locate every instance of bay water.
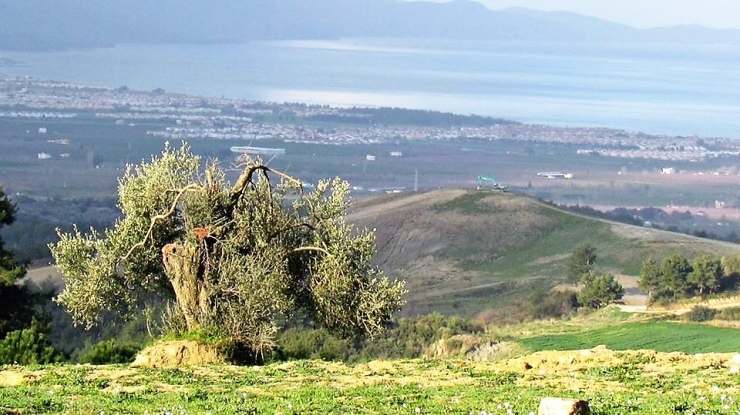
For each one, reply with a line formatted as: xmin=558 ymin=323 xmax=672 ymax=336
xmin=2 ymin=38 xmax=739 ymax=138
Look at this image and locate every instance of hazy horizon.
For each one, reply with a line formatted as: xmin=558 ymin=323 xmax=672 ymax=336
xmin=409 ymin=0 xmax=740 ymax=30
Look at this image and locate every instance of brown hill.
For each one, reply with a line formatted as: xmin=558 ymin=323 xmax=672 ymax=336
xmin=348 ymin=189 xmax=740 ymax=316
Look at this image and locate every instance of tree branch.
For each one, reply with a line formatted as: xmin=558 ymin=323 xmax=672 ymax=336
xmin=269 ymin=222 xmax=317 ymax=240
xmin=230 ymin=163 xmax=303 ymax=205
xmin=120 ymin=184 xmax=201 ymax=261
xmin=290 ymin=246 xmax=333 ymax=257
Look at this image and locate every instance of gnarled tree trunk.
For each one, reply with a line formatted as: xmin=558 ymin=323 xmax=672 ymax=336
xmin=162 ymin=242 xmax=210 ymax=331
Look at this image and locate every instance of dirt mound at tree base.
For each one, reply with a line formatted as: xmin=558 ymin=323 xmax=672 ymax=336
xmin=131 ymin=340 xmax=225 ymax=368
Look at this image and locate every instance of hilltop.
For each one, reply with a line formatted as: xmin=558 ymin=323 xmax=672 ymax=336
xmin=2 ymin=0 xmax=740 ymax=51
xmin=348 ymin=189 xmax=740 ymax=316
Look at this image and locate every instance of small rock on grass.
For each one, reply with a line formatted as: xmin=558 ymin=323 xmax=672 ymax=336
xmin=537 ymin=397 xmax=590 ymax=415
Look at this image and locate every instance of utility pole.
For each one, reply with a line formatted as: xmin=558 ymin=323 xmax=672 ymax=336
xmin=414 ymin=169 xmax=418 ymax=192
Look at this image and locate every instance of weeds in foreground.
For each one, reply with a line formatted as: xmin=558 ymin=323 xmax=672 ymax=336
xmin=1 ymin=352 xmax=739 ymax=414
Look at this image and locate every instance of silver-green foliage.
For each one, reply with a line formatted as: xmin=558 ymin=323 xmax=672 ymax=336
xmin=50 ymin=143 xmax=406 ymax=354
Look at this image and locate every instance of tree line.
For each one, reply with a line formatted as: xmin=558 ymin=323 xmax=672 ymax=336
xmin=638 ymin=253 xmax=740 ymax=304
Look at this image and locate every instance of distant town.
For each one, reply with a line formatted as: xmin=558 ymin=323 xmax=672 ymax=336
xmin=2 ymin=75 xmax=740 ymax=162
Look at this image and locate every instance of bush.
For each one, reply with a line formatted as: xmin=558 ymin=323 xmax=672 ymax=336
xmin=684 ymin=306 xmax=718 ymax=322
xmin=716 ymin=307 xmax=740 ymax=321
xmin=0 ymin=320 xmax=65 ymax=365
xmin=275 ymin=328 xmax=352 ymax=362
xmin=529 ymin=290 xmax=579 ymax=319
xmin=357 ymin=313 xmax=479 ymax=361
xmin=79 ymin=340 xmax=139 ymax=365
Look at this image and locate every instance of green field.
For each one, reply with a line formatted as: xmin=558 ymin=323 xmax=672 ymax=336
xmin=2 ymin=352 xmax=739 ymax=414
xmin=519 ymin=321 xmax=740 ymax=354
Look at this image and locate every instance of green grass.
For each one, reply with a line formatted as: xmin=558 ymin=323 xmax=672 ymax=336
xmin=519 ymin=321 xmax=740 ymax=354
xmin=2 ymin=356 xmax=739 ymax=414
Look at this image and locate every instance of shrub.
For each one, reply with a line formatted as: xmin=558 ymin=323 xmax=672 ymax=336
xmin=684 ymin=306 xmax=717 ymax=322
xmin=716 ymin=307 xmax=740 ymax=321
xmin=529 ymin=290 xmax=579 ymax=319
xmin=0 ymin=320 xmax=65 ymax=365
xmin=79 ymin=340 xmax=139 ymax=365
xmin=275 ymin=328 xmax=352 ymax=362
xmin=357 ymin=313 xmax=478 ymax=360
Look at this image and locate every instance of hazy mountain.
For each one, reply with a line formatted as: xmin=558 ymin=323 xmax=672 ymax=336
xmin=1 ymin=0 xmax=739 ymax=51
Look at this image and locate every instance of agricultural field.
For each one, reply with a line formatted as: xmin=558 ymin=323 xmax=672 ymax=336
xmin=519 ymin=321 xmax=740 ymax=354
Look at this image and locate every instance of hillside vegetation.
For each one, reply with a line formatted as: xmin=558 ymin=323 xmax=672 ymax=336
xmin=348 ymin=190 xmax=740 ymax=316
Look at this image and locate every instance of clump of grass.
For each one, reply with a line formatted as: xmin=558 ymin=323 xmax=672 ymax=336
xmin=684 ymin=306 xmax=718 ymax=322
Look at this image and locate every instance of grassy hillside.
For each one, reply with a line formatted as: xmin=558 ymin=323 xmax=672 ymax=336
xmin=348 ymin=190 xmax=740 ymax=316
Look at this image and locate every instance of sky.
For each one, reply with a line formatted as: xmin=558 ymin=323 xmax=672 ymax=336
xmin=466 ymin=0 xmax=740 ymax=29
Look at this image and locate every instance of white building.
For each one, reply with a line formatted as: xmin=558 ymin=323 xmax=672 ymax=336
xmin=230 ymin=146 xmax=286 ymax=156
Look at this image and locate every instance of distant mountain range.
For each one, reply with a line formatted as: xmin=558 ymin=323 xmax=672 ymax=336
xmin=2 ymin=0 xmax=740 ymax=51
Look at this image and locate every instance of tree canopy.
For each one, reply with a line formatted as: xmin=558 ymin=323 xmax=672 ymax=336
xmin=0 ymin=187 xmax=42 ymax=339
xmin=578 ymin=272 xmax=624 ymax=309
xmin=566 ymin=243 xmax=597 ymax=285
xmin=638 ymin=252 xmax=738 ymax=305
xmin=637 ymin=257 xmax=661 ymax=303
xmin=50 ymin=144 xmax=406 ymax=358
xmin=0 ymin=188 xmax=25 ymax=286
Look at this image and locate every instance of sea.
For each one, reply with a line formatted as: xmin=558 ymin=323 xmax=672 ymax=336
xmin=2 ymin=38 xmax=740 ymax=138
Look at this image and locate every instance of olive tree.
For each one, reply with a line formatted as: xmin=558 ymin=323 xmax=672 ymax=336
xmin=50 ymin=144 xmax=406 ymax=356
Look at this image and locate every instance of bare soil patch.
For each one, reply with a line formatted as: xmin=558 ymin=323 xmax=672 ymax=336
xmin=131 ymin=340 xmax=225 ymax=368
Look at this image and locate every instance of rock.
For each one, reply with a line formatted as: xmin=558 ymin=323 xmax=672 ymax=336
xmin=538 ymin=397 xmax=590 ymax=415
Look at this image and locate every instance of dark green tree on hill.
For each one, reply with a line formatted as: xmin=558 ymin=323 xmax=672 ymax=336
xmin=661 ymin=254 xmax=692 ymax=299
xmin=578 ymin=272 xmax=624 ymax=309
xmin=722 ymin=254 xmax=740 ymax=278
xmin=689 ymin=254 xmax=722 ymax=297
xmin=638 ymin=257 xmax=662 ymax=304
xmin=0 ymin=188 xmax=39 ymax=338
xmin=0 ymin=188 xmax=24 ymax=286
xmin=50 ymin=144 xmax=406 ymax=361
xmin=0 ymin=187 xmax=63 ymax=364
xmin=639 ymin=253 xmax=738 ymax=305
xmin=567 ymin=243 xmax=597 ymax=285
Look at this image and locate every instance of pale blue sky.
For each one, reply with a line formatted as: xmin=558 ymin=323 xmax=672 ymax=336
xmin=435 ymin=0 xmax=740 ymax=29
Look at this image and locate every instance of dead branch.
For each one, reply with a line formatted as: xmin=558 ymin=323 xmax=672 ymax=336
xmin=120 ymin=184 xmax=201 ymax=262
xmin=230 ymin=163 xmax=303 ymax=204
xmin=290 ymin=246 xmax=333 ymax=257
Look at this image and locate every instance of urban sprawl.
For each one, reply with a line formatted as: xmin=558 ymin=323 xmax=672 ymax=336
xmin=2 ymin=76 xmax=739 ymax=162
